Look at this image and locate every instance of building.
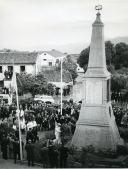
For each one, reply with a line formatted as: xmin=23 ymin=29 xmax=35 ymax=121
xmin=43 ymin=69 xmax=73 ymax=96
xmin=0 ymin=49 xmax=67 ymax=91
xmin=36 ymin=49 xmax=66 ymax=72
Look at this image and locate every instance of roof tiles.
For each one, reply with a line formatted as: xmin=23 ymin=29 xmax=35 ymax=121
xmin=0 ymin=52 xmax=37 ymax=64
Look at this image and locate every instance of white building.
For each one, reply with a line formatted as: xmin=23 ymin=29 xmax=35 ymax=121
xmin=0 ymin=49 xmax=67 ymax=89
xmin=36 ymin=50 xmax=66 ymax=72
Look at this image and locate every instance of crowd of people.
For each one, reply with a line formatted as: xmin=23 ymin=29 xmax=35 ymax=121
xmin=1 ymin=97 xmax=128 ymax=167
xmin=0 ymin=99 xmax=81 ymax=167
xmin=112 ymin=102 xmax=128 ymax=127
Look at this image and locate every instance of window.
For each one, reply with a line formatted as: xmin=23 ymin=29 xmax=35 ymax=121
xmin=0 ymin=80 xmax=3 ymax=87
xmin=8 ymin=66 xmax=13 ymax=72
xmin=49 ymin=62 xmax=52 ymax=66
xmin=0 ymin=66 xmax=2 ymax=73
xmin=43 ymin=59 xmax=47 ymax=61
xmin=56 ymin=59 xmax=59 ymax=63
xmin=20 ymin=66 xmax=25 ymax=72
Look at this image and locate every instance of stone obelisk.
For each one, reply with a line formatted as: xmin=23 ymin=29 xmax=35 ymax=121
xmin=71 ymin=6 xmax=123 ymax=150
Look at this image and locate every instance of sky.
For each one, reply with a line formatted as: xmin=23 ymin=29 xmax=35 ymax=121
xmin=0 ymin=0 xmax=128 ymax=53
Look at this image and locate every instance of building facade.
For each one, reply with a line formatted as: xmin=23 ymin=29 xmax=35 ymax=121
xmin=0 ymin=49 xmax=67 ymax=90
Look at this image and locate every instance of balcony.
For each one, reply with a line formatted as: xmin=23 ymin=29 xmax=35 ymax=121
xmin=4 ymin=70 xmax=13 ymax=80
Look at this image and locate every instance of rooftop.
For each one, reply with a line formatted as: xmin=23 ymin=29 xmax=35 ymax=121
xmin=0 ymin=52 xmax=37 ymax=64
xmin=43 ymin=69 xmax=72 ymax=83
xmin=0 ymin=49 xmax=67 ymax=64
xmin=39 ymin=49 xmax=67 ymax=58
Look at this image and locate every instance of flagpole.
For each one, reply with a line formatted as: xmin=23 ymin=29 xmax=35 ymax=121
xmin=61 ymin=58 xmax=63 ymax=115
xmin=13 ymin=62 xmax=23 ymax=161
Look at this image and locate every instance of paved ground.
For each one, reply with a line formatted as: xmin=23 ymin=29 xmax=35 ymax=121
xmin=0 ymin=153 xmax=41 ymax=169
xmin=0 ymin=130 xmax=50 ymax=169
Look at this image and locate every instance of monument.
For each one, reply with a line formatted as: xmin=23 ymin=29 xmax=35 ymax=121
xmin=71 ymin=6 xmax=123 ymax=150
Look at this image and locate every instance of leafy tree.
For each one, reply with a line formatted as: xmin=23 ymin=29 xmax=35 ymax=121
xmin=105 ymin=41 xmax=115 ymax=65
xmin=77 ymin=41 xmax=128 ymax=72
xmin=45 ymin=83 xmax=55 ymax=96
xmin=17 ymin=73 xmax=55 ymax=96
xmin=107 ymin=64 xmax=116 ymax=74
xmin=111 ymin=74 xmax=127 ymax=93
xmin=77 ymin=41 xmax=115 ymax=71
xmin=115 ymin=42 xmax=128 ymax=69
xmin=117 ymin=67 xmax=128 ymax=75
xmin=17 ymin=73 xmax=34 ymax=94
xmin=57 ymin=55 xmax=78 ymax=83
xmin=77 ymin=46 xmax=90 ymax=71
xmin=64 ymin=55 xmax=78 ymax=82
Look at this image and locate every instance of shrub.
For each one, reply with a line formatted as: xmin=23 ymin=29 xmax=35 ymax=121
xmin=96 ymin=148 xmax=117 ymax=158
xmin=117 ymin=145 xmax=128 ymax=155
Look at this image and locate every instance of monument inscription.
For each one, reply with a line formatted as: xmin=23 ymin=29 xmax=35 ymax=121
xmin=86 ymin=79 xmax=102 ymax=104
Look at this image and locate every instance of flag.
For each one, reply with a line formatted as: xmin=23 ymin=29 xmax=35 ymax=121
xmin=11 ymin=63 xmax=23 ymax=161
xmin=10 ymin=67 xmax=17 ymax=94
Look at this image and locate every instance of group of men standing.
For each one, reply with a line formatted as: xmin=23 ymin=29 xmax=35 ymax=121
xmin=41 ymin=140 xmax=69 ymax=168
xmin=0 ymin=131 xmax=35 ymax=167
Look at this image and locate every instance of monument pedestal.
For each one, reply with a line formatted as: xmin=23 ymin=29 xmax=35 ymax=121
xmin=71 ymin=102 xmax=123 ymax=150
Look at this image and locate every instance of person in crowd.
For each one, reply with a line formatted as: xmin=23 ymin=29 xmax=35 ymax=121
xmin=8 ymin=134 xmax=15 ymax=159
xmin=41 ymin=146 xmax=49 ymax=168
xmin=26 ymin=128 xmax=35 ymax=143
xmin=52 ymin=146 xmax=59 ymax=168
xmin=32 ymin=127 xmax=39 ymax=143
xmin=13 ymin=137 xmax=20 ymax=163
xmin=1 ymin=134 xmax=9 ymax=159
xmin=48 ymin=144 xmax=59 ymax=168
xmin=25 ymin=139 xmax=35 ymax=166
xmin=59 ymin=142 xmax=69 ymax=168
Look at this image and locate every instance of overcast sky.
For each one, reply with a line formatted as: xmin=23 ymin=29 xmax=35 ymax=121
xmin=0 ymin=0 xmax=128 ymax=53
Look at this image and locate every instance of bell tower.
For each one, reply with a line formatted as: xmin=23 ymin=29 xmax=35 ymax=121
xmin=71 ymin=6 xmax=123 ymax=150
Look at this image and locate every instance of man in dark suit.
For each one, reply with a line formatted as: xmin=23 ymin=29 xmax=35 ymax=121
xmin=59 ymin=143 xmax=69 ymax=168
xmin=13 ymin=137 xmax=20 ymax=163
xmin=1 ymin=134 xmax=9 ymax=159
xmin=25 ymin=139 xmax=35 ymax=166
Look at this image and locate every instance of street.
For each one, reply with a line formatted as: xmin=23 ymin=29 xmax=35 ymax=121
xmin=0 ymin=156 xmax=41 ymax=168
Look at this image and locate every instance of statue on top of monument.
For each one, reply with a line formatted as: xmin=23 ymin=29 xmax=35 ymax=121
xmin=95 ymin=4 xmax=102 ymax=13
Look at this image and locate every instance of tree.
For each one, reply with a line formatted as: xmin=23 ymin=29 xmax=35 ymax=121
xmin=107 ymin=64 xmax=116 ymax=74
xmin=111 ymin=74 xmax=127 ymax=93
xmin=17 ymin=73 xmax=34 ymax=94
xmin=77 ymin=41 xmax=115 ymax=71
xmin=105 ymin=41 xmax=115 ymax=65
xmin=17 ymin=73 xmax=55 ymax=96
xmin=114 ymin=42 xmax=128 ymax=69
xmin=45 ymin=83 xmax=55 ymax=96
xmin=77 ymin=46 xmax=90 ymax=71
xmin=57 ymin=55 xmax=78 ymax=83
xmin=117 ymin=67 xmax=128 ymax=75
